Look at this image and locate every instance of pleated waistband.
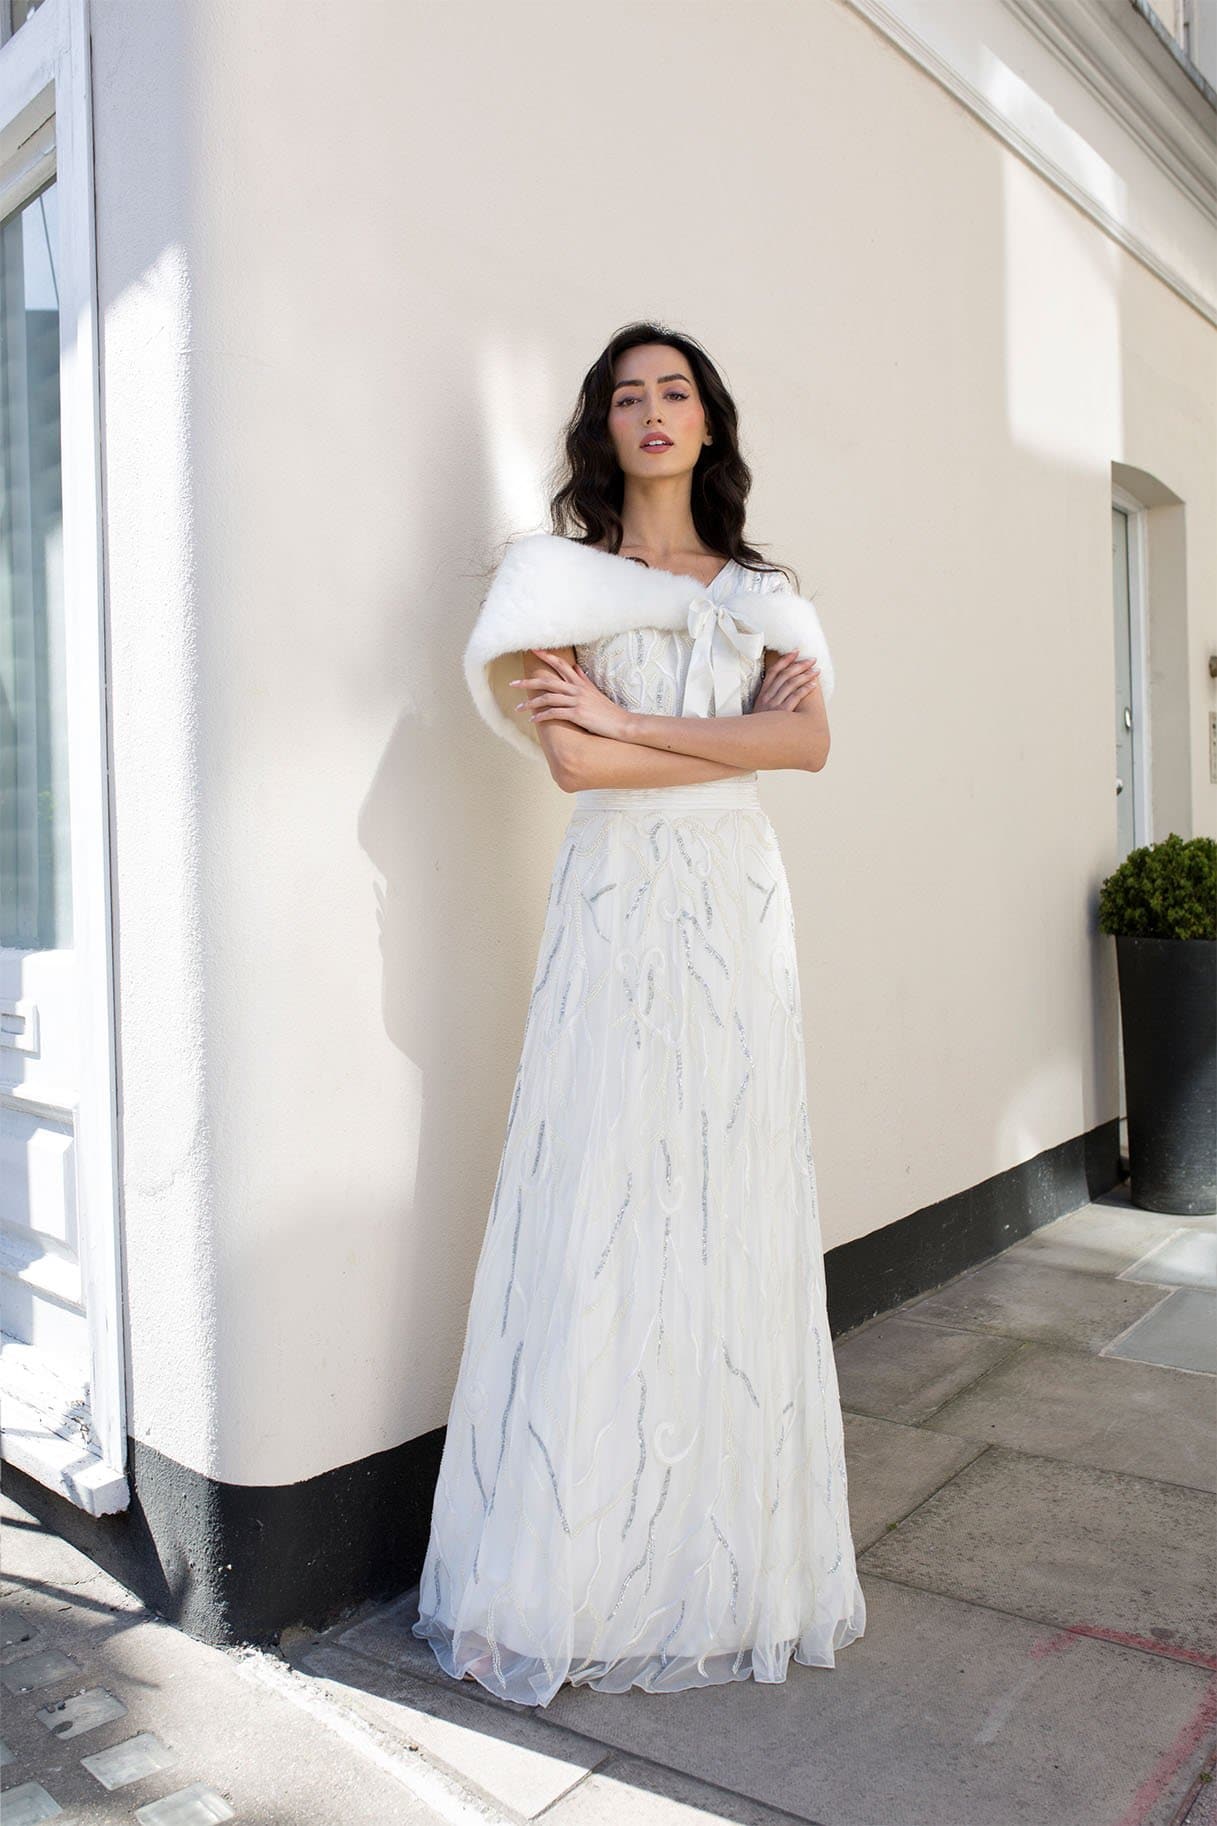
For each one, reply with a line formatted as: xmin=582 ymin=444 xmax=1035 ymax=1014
xmin=570 ymin=776 xmax=762 ymax=814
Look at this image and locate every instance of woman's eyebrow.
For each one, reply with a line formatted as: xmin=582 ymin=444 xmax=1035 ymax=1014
xmin=612 ymin=373 xmax=692 ymax=389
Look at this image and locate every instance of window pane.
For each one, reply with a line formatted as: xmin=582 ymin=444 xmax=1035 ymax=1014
xmin=10 ymin=1 xmax=53 ymax=32
xmin=0 ymin=176 xmax=70 ymax=951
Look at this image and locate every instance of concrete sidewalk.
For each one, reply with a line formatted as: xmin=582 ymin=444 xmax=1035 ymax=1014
xmin=3 ymin=1183 xmax=1214 ymax=1825
xmin=279 ymin=1185 xmax=1217 ymax=1826
xmin=0 ymin=1498 xmax=493 ymax=1823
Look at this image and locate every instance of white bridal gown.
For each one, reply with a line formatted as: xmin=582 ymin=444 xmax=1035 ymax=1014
xmin=413 ymin=557 xmax=866 ymax=1705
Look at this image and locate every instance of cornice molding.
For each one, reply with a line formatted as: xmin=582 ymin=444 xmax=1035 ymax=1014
xmin=841 ymin=0 xmax=1217 ymax=325
xmin=1003 ymin=0 xmax=1215 ymax=206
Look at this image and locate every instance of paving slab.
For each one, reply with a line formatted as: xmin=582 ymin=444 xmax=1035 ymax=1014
xmin=34 ymin=1685 xmax=129 ymax=1739
xmin=295 ymin=1635 xmax=611 ymax=1818
xmin=303 ymin=1586 xmax=466 ymax=1690
xmin=534 ymin=1577 xmax=1213 ymax=1826
xmin=919 ymin=1339 xmax=1216 ymax=1490
xmin=857 ymin=1444 xmax=1216 ymax=1653
xmin=900 ymin=1256 xmax=1171 ymax=1350
xmin=539 ymin=1751 xmax=821 ymax=1824
xmin=79 ymin=1729 xmax=178 ymax=1790
xmin=1 ymin=1780 xmax=65 ymax=1825
xmin=1107 ymin=1286 xmax=1217 ymax=1373
xmin=834 ymin=1313 xmax=1021 ymax=1424
xmin=839 ymin=1410 xmax=986 ymax=1551
xmin=1 ymin=1647 xmax=85 ymax=1694
xmin=1004 ymin=1201 xmax=1205 ymax=1277
xmin=1121 ymin=1227 xmax=1217 ymax=1289
xmin=133 ymin=1781 xmax=236 ymax=1823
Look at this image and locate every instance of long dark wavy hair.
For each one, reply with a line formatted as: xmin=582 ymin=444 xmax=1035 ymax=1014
xmin=544 ymin=321 xmax=801 ymax=593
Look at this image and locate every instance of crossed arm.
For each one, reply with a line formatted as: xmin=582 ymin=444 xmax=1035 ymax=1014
xmin=513 ymin=644 xmax=830 ymax=792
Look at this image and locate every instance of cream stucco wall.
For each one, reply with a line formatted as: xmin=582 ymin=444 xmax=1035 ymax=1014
xmin=91 ymin=0 xmax=1217 ymax=1486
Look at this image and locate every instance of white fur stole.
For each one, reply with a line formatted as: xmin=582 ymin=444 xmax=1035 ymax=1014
xmin=463 ymin=532 xmax=836 ymax=762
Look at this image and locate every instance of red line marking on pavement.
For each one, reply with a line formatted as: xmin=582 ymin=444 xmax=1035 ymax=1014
xmin=1028 ymin=1624 xmax=1217 ymax=1673
xmin=1025 ymin=1626 xmax=1217 ymax=1826
xmin=1110 ymin=1676 xmax=1217 ymax=1826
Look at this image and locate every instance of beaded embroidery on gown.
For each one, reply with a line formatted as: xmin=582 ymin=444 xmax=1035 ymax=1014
xmin=412 ymin=557 xmax=866 ymax=1705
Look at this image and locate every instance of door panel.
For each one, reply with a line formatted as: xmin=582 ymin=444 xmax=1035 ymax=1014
xmin=1 ymin=1 xmax=127 ymax=1512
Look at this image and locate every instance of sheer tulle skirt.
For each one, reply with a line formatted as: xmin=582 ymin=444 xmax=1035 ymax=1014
xmin=412 ymin=779 xmax=866 ymax=1706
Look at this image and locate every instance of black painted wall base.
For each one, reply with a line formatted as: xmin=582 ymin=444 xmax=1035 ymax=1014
xmin=826 ymin=1115 xmax=1123 ymax=1336
xmin=2 ymin=1117 xmax=1123 ymax=1650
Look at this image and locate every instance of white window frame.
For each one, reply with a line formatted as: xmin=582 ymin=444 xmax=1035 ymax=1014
xmin=0 ymin=0 xmax=128 ymax=1513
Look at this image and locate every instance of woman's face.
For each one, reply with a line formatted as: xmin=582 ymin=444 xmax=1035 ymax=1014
xmin=607 ymin=343 xmax=711 ymax=480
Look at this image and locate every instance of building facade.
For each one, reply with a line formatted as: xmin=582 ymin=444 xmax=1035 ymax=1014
xmin=1 ymin=0 xmax=1214 ymax=1643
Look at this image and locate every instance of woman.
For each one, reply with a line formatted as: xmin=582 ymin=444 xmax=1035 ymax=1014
xmin=412 ymin=321 xmax=866 ymax=1705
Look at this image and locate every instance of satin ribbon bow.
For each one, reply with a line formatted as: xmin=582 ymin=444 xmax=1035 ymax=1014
xmin=680 ymin=595 xmax=766 ymax=719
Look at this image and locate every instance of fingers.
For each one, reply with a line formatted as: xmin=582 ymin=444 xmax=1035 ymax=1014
xmin=511 ymin=649 xmax=582 ymax=720
xmin=529 ymin=647 xmax=576 ymax=678
xmin=515 ymin=693 xmax=565 ymax=713
xmin=509 ymin=650 xmax=578 ymax=690
xmin=759 ymin=657 xmax=820 ymax=709
xmin=764 ymin=655 xmax=819 ymax=682
xmin=513 ymin=685 xmax=573 ymax=718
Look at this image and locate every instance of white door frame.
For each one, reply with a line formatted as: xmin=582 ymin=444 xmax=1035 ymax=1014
xmin=1111 ymin=482 xmax=1153 ymax=853
xmin=0 ymin=0 xmax=127 ymax=1512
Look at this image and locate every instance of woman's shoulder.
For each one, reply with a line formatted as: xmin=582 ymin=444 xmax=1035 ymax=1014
xmin=730 ymin=558 xmax=792 ymax=594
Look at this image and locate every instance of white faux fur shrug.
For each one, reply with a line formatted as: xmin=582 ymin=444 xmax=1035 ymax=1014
xmin=463 ymin=532 xmax=836 ymax=763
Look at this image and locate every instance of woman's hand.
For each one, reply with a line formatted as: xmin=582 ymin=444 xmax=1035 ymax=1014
xmin=508 ymin=649 xmax=632 ymax=741
xmin=752 ymin=651 xmax=821 ymax=714
xmin=507 ymin=647 xmax=821 ymax=738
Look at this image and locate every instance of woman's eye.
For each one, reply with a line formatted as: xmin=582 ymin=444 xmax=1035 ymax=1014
xmin=616 ymin=391 xmax=688 ymax=406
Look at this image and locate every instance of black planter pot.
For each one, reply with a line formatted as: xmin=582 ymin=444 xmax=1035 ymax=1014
xmin=1114 ymin=935 xmax=1217 ymax=1214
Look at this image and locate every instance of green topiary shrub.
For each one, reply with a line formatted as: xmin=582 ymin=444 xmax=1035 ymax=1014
xmin=1097 ymin=833 xmax=1217 ymax=941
